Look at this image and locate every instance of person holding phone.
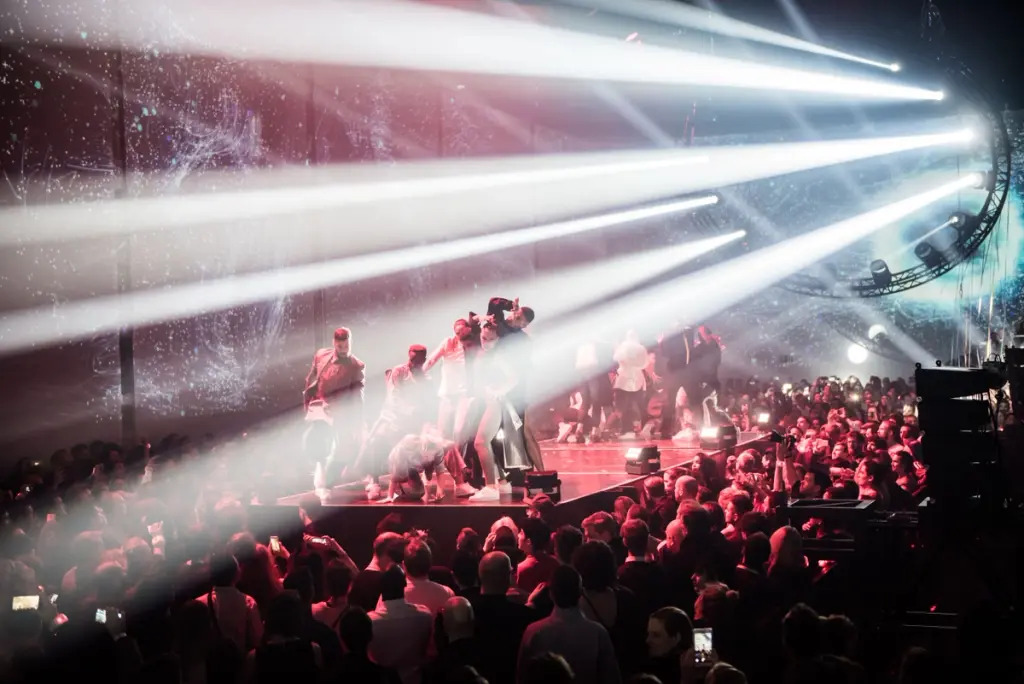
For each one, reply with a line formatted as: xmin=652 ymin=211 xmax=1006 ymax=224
xmin=644 ymin=607 xmax=693 ymax=684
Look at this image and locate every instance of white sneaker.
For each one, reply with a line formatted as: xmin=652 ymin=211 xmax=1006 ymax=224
xmin=497 ymin=481 xmax=513 ymax=495
xmin=620 ymin=432 xmax=637 ymax=440
xmin=556 ymin=423 xmax=574 ymax=443
xmin=455 ymin=482 xmax=478 ymax=498
xmin=469 ymin=486 xmax=500 ymax=502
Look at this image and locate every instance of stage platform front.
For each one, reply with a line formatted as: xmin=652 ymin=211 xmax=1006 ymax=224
xmin=255 ymin=434 xmax=766 ymax=565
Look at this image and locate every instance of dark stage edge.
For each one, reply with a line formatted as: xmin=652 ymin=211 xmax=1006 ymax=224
xmin=252 ymin=434 xmax=767 ymax=566
xmin=277 ymin=438 xmax=705 ymax=509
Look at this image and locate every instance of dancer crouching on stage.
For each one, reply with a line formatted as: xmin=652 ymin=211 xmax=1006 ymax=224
xmin=469 ymin=318 xmax=532 ymax=501
xmin=379 ymin=428 xmax=460 ymax=503
xmin=303 ymin=327 xmax=365 ymax=486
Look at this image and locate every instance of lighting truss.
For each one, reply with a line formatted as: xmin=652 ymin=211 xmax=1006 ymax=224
xmin=779 ymin=63 xmax=1011 ymax=299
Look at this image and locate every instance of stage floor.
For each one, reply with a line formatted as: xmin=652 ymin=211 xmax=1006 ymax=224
xmin=277 ymin=439 xmax=702 ymax=508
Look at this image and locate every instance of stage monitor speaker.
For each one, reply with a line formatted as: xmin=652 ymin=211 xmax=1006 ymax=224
xmin=525 ymin=471 xmax=562 ymax=502
xmin=699 ymin=424 xmax=738 ymax=451
xmin=624 ymin=446 xmax=660 ymax=475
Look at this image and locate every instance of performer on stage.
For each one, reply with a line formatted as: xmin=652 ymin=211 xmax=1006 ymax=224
xmin=469 ymin=319 xmax=532 ymax=501
xmin=379 ymin=428 xmax=460 ymax=503
xmin=303 ymin=327 xmax=365 ymax=484
xmin=658 ymin=322 xmax=693 ymax=439
xmin=688 ymin=325 xmax=724 ymax=427
xmin=485 ymin=296 xmax=544 ymax=469
xmin=424 ymin=317 xmax=478 ymax=444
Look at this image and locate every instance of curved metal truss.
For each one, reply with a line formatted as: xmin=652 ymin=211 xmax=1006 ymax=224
xmin=779 ymin=65 xmax=1012 ymax=299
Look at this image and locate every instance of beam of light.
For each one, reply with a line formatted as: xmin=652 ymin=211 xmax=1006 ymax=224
xmin=3 ymin=129 xmax=973 ymax=251
xmin=520 ymin=174 xmax=982 ymax=401
xmin=847 ymin=343 xmax=869 ymax=364
xmin=0 ymin=197 xmax=731 ymax=355
xmin=563 ymin=0 xmax=901 ymax=71
xmin=20 ymin=0 xmax=944 ymax=103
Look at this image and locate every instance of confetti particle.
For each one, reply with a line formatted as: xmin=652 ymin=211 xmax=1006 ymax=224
xmin=33 ymin=80 xmax=41 ymax=89
xmin=142 ymin=107 xmax=149 ymax=116
xmin=80 ymin=31 xmax=88 ymax=39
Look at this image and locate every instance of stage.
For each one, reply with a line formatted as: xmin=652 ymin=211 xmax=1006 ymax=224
xmin=254 ymin=432 xmax=765 ymax=565
xmin=277 ymin=438 xmax=706 ymax=509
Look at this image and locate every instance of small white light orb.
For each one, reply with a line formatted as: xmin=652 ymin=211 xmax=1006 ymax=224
xmin=847 ymin=344 xmax=869 ymax=364
xmin=867 ymin=324 xmax=887 ymax=340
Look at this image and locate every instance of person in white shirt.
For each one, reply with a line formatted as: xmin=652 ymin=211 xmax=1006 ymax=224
xmin=612 ymin=331 xmax=650 ymax=440
xmin=425 ymin=318 xmax=477 ymax=444
xmin=402 ymin=539 xmax=454 ymax=615
xmin=197 ymin=552 xmax=263 ymax=654
xmin=369 ymin=566 xmax=434 ymax=684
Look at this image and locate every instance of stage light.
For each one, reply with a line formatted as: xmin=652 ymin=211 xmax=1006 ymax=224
xmin=973 ymin=171 xmax=995 ymax=192
xmin=949 ymin=211 xmax=968 ymax=229
xmin=757 ymin=412 xmax=771 ymax=426
xmin=624 ymin=446 xmax=661 ymax=475
xmin=869 ymin=259 xmax=893 ymax=287
xmin=699 ymin=425 xmax=739 ymax=451
xmin=889 ymin=63 xmax=902 ymax=73
xmin=914 ymin=241 xmax=943 ymax=268
xmin=850 ymin=393 xmax=861 ymax=402
xmin=781 ymin=383 xmax=793 ymax=393
xmin=868 ymin=324 xmax=887 ymax=340
xmin=847 ymin=344 xmax=869 ymax=364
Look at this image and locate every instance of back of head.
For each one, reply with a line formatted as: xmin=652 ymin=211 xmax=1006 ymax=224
xmin=478 ymin=551 xmax=512 ymax=594
xmin=324 ymin=559 xmax=354 ymax=599
xmin=742 ymin=533 xmax=771 ymax=571
xmin=549 ymin=564 xmax=582 ymax=609
xmin=523 ymin=652 xmax=575 ymax=684
xmin=403 ymin=539 xmax=432 ymax=579
xmin=679 ymin=501 xmax=712 ymax=538
xmin=283 ymin=567 xmax=315 ymax=605
xmin=266 ymin=591 xmax=305 ymax=638
xmin=783 ymin=603 xmax=822 ymax=660
xmin=553 ymin=525 xmax=584 ymax=564
xmin=451 ymin=550 xmax=480 ymax=589
xmin=209 ymin=552 xmax=239 ymax=588
xmin=582 ymin=512 xmax=618 ymax=540
xmin=621 ymin=519 xmax=650 ymax=557
xmin=677 ymin=475 xmax=700 ymax=501
xmin=573 ymin=541 xmax=617 ymax=592
xmin=898 ymin=647 xmax=938 ymax=684
xmin=707 ymin=662 xmax=748 ymax=684
xmin=379 ymin=566 xmax=408 ymax=601
xmin=338 ymin=606 xmax=373 ymax=653
xmin=520 ymin=517 xmax=552 ymax=554
xmin=643 ymin=476 xmax=666 ymax=499
xmin=373 ymin=532 xmax=407 ymax=565
xmin=441 ymin=597 xmax=475 ymax=641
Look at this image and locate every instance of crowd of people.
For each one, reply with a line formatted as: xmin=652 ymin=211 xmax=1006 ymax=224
xmin=0 ymin=363 xmax=970 ymax=684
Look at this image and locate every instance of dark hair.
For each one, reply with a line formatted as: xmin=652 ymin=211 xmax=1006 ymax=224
xmin=333 ymin=327 xmax=351 ymax=342
xmin=339 ymin=606 xmax=373 ymax=652
xmin=549 ymin=564 xmax=583 ymax=609
xmin=456 ymin=528 xmax=482 ymax=555
xmin=522 ymin=652 xmax=574 ymax=684
xmin=265 ymin=591 xmax=305 ymax=638
xmin=283 ymin=567 xmax=314 ymax=604
xmin=298 ymin=494 xmax=323 ymax=523
xmin=702 ymin=502 xmax=726 ymax=532
xmin=404 ymin=539 xmax=432 ymax=579
xmin=209 ymin=553 xmax=239 ymax=588
xmin=553 ymin=526 xmax=584 ymax=564
xmin=742 ymin=532 xmax=771 ymax=572
xmin=739 ymin=511 xmax=770 ymax=538
xmin=373 ymin=532 xmax=407 ymax=563
xmin=379 ymin=566 xmax=407 ymax=601
xmin=650 ymin=606 xmax=694 ymax=650
xmin=520 ymin=517 xmax=552 ymax=553
xmin=626 ymin=504 xmax=649 ymax=524
xmin=782 ymin=603 xmax=822 ymax=659
xmin=679 ymin=501 xmax=712 ymax=538
xmin=620 ymin=519 xmax=649 ymax=557
xmin=581 ymin=512 xmax=618 ymax=539
xmin=520 ymin=307 xmax=536 ymax=324
xmin=324 ymin=560 xmax=354 ymax=599
xmin=376 ymin=513 xmax=408 ymax=535
xmin=643 ymin=476 xmax=666 ymax=498
xmin=451 ymin=550 xmax=480 ymax=589
xmin=727 ymin=490 xmax=754 ymax=517
xmin=572 ymin=540 xmax=617 ymax=592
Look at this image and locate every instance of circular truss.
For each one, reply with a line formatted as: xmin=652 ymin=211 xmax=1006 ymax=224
xmin=778 ymin=62 xmax=1012 ymax=299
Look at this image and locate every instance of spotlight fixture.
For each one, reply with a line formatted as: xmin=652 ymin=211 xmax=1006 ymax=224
xmin=869 ymin=259 xmax=892 ymax=287
xmin=889 ymin=63 xmax=902 ymax=73
xmin=867 ymin=324 xmax=887 ymax=340
xmin=971 ymin=171 xmax=995 ymax=191
xmin=847 ymin=344 xmax=869 ymax=364
xmin=624 ymin=446 xmax=661 ymax=475
xmin=525 ymin=470 xmax=562 ymax=501
xmin=757 ymin=412 xmax=771 ymax=427
xmin=914 ymin=241 xmax=943 ymax=268
xmin=948 ymin=211 xmax=968 ymax=229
